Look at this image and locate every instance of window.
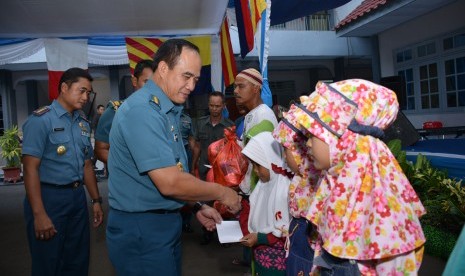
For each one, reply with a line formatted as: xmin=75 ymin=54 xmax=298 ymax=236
xmin=417 ymin=42 xmax=436 ymax=57
xmin=396 ymin=49 xmax=412 ymax=63
xmin=443 ymin=32 xmax=465 ymax=51
xmin=419 ymin=63 xmax=439 ymax=109
xmin=398 ymin=69 xmax=415 ymax=110
xmin=445 ymin=56 xmax=465 ymax=107
xmin=394 ymin=29 xmax=465 ymax=112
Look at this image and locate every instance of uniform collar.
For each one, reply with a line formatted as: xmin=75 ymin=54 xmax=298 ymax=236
xmin=145 ymin=80 xmax=183 ymax=115
xmin=51 ymin=100 xmax=80 ymax=120
xmin=201 ymin=115 xmax=228 ymax=127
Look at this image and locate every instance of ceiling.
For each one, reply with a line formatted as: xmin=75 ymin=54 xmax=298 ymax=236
xmin=0 ymin=0 xmax=229 ymax=38
xmin=336 ymin=0 xmax=457 ymax=37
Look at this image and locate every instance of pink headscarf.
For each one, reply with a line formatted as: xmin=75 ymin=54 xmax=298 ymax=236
xmin=273 ymin=116 xmax=320 ymax=218
xmin=284 ymin=79 xmax=426 ymax=267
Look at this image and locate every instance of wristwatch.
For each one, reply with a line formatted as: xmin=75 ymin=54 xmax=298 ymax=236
xmin=192 ymin=201 xmax=205 ymax=214
xmin=90 ymin=196 xmax=103 ymax=204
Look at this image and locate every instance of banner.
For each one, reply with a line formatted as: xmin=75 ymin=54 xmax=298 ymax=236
xmin=125 ymin=36 xmax=212 ymax=95
xmin=220 ymin=16 xmax=237 ymax=87
xmin=234 ymin=0 xmax=266 ymax=58
xmin=44 ymin=39 xmax=88 ymax=100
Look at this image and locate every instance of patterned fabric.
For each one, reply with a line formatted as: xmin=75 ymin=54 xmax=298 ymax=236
xmin=254 ymin=240 xmax=286 ymax=272
xmin=272 ymin=119 xmax=320 ymax=218
xmin=282 ymin=79 xmax=426 ymax=275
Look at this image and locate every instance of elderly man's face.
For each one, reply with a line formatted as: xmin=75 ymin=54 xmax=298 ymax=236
xmin=233 ymin=76 xmax=259 ymax=106
xmin=162 ymin=47 xmax=201 ymax=104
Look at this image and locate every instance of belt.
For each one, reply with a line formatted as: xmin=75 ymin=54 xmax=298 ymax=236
xmin=41 ymin=181 xmax=82 ymax=189
xmin=145 ymin=208 xmax=180 ymax=214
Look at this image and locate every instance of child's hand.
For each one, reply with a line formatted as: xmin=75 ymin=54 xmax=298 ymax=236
xmin=240 ymin=232 xmax=258 ymax=247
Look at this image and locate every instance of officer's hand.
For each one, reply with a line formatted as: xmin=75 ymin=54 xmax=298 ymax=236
xmin=34 ymin=212 xmax=57 ymax=241
xmin=196 ymin=205 xmax=222 ymax=231
xmin=92 ymin=203 xmax=104 ymax=228
xmin=219 ymin=187 xmax=242 ymax=214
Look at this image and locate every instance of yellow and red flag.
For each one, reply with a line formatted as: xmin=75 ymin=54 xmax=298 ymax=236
xmin=125 ymin=36 xmax=212 ymax=95
xmin=220 ymin=17 xmax=237 ymax=87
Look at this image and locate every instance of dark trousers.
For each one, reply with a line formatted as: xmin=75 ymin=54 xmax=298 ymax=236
xmin=286 ymin=218 xmax=315 ymax=276
xmin=24 ymin=185 xmax=90 ymax=276
xmin=106 ymin=208 xmax=182 ymax=276
xmin=315 ymin=250 xmax=361 ymax=276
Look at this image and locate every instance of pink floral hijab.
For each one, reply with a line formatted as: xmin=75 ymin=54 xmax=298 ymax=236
xmin=273 ymin=116 xmax=320 ymax=218
xmin=284 ymin=79 xmax=426 ymax=272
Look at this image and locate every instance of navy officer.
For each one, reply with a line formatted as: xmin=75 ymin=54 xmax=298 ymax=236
xmin=22 ymin=67 xmax=104 ymax=276
xmin=106 ymin=39 xmax=242 ymax=275
xmin=94 ymin=59 xmax=154 ymax=165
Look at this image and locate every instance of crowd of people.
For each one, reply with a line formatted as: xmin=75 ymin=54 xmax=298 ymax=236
xmin=21 ymin=38 xmax=459 ymax=276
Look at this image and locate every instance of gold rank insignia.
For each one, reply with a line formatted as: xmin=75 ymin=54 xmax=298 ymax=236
xmin=152 ymin=96 xmax=159 ymax=105
xmin=79 ymin=122 xmax=87 ymax=132
xmin=33 ymin=106 xmax=50 ymax=116
xmin=111 ymin=100 xmax=122 ymax=111
xmin=57 ymin=145 xmax=66 ymax=155
xmin=176 ymin=162 xmax=183 ymax=172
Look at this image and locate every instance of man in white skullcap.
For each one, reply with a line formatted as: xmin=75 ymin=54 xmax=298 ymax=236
xmin=234 ymin=68 xmax=278 ymax=195
xmin=233 ymin=68 xmax=279 ymax=267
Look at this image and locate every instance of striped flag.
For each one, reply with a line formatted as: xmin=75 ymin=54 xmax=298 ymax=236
xmin=234 ymin=0 xmax=266 ymax=58
xmin=44 ymin=38 xmax=88 ymax=100
xmin=125 ymin=36 xmax=212 ymax=95
xmin=220 ymin=16 xmax=237 ymax=87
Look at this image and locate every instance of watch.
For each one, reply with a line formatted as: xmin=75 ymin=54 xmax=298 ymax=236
xmin=90 ymin=196 xmax=103 ymax=204
xmin=192 ymin=201 xmax=205 ymax=214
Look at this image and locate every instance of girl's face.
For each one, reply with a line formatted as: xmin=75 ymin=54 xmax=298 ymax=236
xmin=284 ymin=147 xmax=299 ymax=173
xmin=251 ymin=161 xmax=270 ymax=182
xmin=306 ymin=135 xmax=330 ymax=170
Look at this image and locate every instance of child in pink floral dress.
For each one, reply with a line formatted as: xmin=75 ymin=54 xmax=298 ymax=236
xmin=282 ymin=79 xmax=426 ymax=275
xmin=273 ymin=118 xmax=321 ymax=276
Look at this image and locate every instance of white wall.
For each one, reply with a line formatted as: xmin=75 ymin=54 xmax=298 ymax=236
xmin=377 ymin=0 xmax=465 ymax=128
xmin=378 ymin=0 xmax=465 ymax=77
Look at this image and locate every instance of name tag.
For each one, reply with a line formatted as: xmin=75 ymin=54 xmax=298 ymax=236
xmin=81 ymin=131 xmax=90 ymax=137
xmin=53 ymin=127 xmax=64 ymax=132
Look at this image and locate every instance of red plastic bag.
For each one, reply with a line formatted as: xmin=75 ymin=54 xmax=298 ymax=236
xmin=208 ymin=126 xmax=248 ymax=187
xmin=207 ymin=126 xmax=248 ymax=218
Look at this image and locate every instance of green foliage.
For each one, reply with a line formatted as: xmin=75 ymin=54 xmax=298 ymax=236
xmin=0 ymin=125 xmax=22 ymax=168
xmin=388 ymin=139 xmax=464 ymax=259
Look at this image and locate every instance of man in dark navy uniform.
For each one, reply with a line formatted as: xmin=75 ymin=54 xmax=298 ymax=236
xmin=22 ymin=67 xmax=104 ymax=276
xmin=106 ymin=39 xmax=242 ymax=275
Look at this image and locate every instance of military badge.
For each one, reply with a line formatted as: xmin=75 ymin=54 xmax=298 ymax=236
xmin=57 ymin=145 xmax=66 ymax=155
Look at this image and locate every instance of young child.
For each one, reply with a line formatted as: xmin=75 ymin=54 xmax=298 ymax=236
xmin=240 ymin=131 xmax=292 ymax=275
xmin=281 ymin=79 xmax=426 ymax=275
xmin=272 ymin=118 xmax=321 ymax=275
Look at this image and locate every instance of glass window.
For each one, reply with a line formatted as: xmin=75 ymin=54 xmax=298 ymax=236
xmin=446 ymin=76 xmax=456 ymax=91
xmin=444 ymin=37 xmax=453 ymax=50
xmin=457 ymin=57 xmax=465 ymax=73
xmin=447 ymin=92 xmax=457 ymax=107
xmin=445 ymin=59 xmax=455 ymax=74
xmin=456 ymin=33 xmax=465 ymax=48
xmin=398 ymin=69 xmax=415 ymax=110
xmin=459 ymin=91 xmax=465 ymax=106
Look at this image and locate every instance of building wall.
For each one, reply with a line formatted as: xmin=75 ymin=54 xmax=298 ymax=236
xmin=378 ymin=1 xmax=465 ymax=77
xmin=378 ymin=0 xmax=465 ymax=128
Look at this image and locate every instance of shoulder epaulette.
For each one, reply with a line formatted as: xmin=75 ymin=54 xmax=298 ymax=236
xmin=108 ymin=100 xmax=123 ymax=111
xmin=149 ymin=96 xmax=161 ymax=110
xmin=80 ymin=115 xmax=90 ymax=123
xmin=33 ymin=106 xmax=50 ymax=116
xmin=150 ymin=96 xmax=160 ymax=106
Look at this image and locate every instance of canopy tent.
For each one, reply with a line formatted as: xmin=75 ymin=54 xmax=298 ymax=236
xmin=0 ymin=0 xmax=352 ymax=92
